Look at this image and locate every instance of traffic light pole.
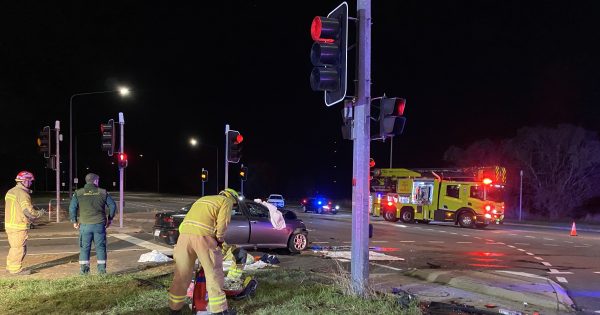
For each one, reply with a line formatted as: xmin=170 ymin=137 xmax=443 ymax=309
xmin=55 ymin=120 xmax=61 ymax=222
xmin=240 ymin=164 xmax=244 ymax=196
xmin=201 ymin=167 xmax=206 ymax=197
xmin=118 ymin=112 xmax=125 ymax=228
xmin=351 ymin=1 xmax=371 ymax=296
xmin=224 ymin=124 xmax=230 ymax=189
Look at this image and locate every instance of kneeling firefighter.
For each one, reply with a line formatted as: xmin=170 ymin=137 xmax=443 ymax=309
xmin=168 ymin=188 xmax=239 ymax=315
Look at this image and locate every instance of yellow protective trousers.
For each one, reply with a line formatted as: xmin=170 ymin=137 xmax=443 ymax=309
xmin=6 ymin=229 xmax=28 ymax=273
xmin=168 ymin=234 xmax=227 ymax=313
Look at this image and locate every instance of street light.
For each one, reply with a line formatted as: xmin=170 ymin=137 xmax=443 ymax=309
xmin=190 ymin=137 xmax=220 ymax=193
xmin=69 ymin=86 xmax=131 ymax=196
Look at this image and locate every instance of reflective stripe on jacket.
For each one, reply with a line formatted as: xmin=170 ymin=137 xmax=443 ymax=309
xmin=4 ymin=184 xmax=39 ymax=230
xmin=179 ymin=195 xmax=233 ymax=238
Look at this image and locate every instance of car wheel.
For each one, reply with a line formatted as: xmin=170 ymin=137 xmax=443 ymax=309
xmin=458 ymin=212 xmax=475 ymax=228
xmin=383 ymin=209 xmax=399 ymax=222
xmin=288 ymin=233 xmax=308 ymax=253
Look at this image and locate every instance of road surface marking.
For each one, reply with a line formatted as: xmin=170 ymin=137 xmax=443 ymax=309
xmin=548 ymin=269 xmax=572 ymax=274
xmin=496 ymin=270 xmax=547 ymax=279
xmin=456 ymin=241 xmax=472 ymax=244
xmin=556 ymin=277 xmax=568 ymax=283
xmin=495 ymin=242 xmax=505 ymax=245
xmin=517 ymin=249 xmax=526 ymax=251
xmin=0 ymin=236 xmax=79 ymax=242
xmin=507 ymin=245 xmax=516 ymax=248
xmin=27 ymin=248 xmax=149 ymax=256
xmin=534 ymin=257 xmax=544 ymax=260
xmin=370 ymin=262 xmax=403 ymax=271
xmin=525 ymin=252 xmax=534 ymax=255
xmin=400 ymin=240 xmax=415 ymax=243
xmin=541 ymin=262 xmax=552 ymax=266
xmin=575 ymin=245 xmax=592 ymax=248
xmin=112 ymin=234 xmax=173 ymax=253
xmin=474 ymin=237 xmax=482 ymax=239
xmin=371 ymin=240 xmax=388 ymax=243
xmin=398 ymin=225 xmax=408 ymax=228
xmin=514 ymin=243 xmax=529 ymax=245
xmin=564 ymin=241 xmax=574 ymax=244
xmin=594 ymin=311 xmax=600 ymax=314
xmin=525 ymin=235 xmax=535 ymax=238
xmin=343 ymin=241 xmax=352 ymax=244
xmin=485 ymin=239 xmax=495 ymax=242
xmin=312 ymin=241 xmax=329 ymax=244
xmin=462 ymin=234 xmax=470 ymax=237
xmin=593 ymin=272 xmax=600 ymax=274
xmin=438 ymin=230 xmax=447 ymax=233
xmin=428 ymin=241 xmax=444 ymax=243
xmin=543 ymin=244 xmax=561 ymax=247
xmin=426 ymin=229 xmax=434 ymax=231
xmin=509 ymin=233 xmax=517 ymax=236
xmin=450 ymin=232 xmax=458 ymax=235
xmin=543 ymin=238 xmax=554 ymax=241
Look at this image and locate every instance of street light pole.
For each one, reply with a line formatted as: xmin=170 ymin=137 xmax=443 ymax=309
xmin=68 ymin=88 xmax=130 ymax=197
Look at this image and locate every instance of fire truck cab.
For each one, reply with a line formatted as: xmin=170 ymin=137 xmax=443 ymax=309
xmin=370 ymin=167 xmax=506 ymax=229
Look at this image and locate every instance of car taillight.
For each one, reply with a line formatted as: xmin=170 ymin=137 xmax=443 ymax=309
xmin=163 ymin=217 xmax=174 ymax=223
xmin=302 ymin=199 xmax=307 ymax=204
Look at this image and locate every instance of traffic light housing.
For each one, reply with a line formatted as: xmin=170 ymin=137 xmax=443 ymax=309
xmin=226 ymin=130 xmax=243 ymax=163
xmin=240 ymin=166 xmax=248 ymax=181
xmin=201 ymin=169 xmax=208 ymax=182
xmin=379 ymin=97 xmax=407 ymax=139
xmin=310 ymin=2 xmax=349 ymax=106
xmin=117 ymin=152 xmax=128 ymax=169
xmin=101 ymin=119 xmax=115 ymax=156
xmin=37 ymin=126 xmax=51 ymax=158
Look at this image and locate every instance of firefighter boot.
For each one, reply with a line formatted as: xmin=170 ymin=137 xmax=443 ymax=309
xmin=80 ymin=264 xmax=90 ymax=275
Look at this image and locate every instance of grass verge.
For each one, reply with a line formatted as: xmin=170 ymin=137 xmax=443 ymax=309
xmin=0 ymin=264 xmax=421 ymax=315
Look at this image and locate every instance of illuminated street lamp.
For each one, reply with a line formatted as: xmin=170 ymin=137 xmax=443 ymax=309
xmin=69 ymin=86 xmax=131 ymax=196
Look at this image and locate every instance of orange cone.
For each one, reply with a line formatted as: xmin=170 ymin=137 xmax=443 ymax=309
xmin=570 ymin=221 xmax=577 ymax=236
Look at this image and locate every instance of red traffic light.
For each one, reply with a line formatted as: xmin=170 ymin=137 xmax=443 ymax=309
xmin=396 ymin=98 xmax=406 ymax=116
xmin=369 ymin=158 xmax=376 ymax=168
xmin=311 ymin=16 xmax=338 ymax=43
xmin=235 ymin=134 xmax=244 ymax=144
xmin=119 ymin=153 xmax=127 ymax=161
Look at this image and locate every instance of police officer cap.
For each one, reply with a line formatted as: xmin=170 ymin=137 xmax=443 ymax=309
xmin=85 ymin=173 xmax=99 ymax=184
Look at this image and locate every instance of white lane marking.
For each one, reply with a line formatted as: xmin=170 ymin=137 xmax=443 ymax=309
xmin=462 ymin=234 xmax=470 ymax=237
xmin=496 ymin=242 xmax=505 ymax=245
xmin=450 ymin=233 xmax=458 ymax=235
xmin=370 ymin=262 xmax=403 ymax=271
xmin=517 ymin=249 xmax=526 ymax=252
xmin=372 ymin=240 xmax=388 ymax=243
xmin=594 ymin=311 xmax=600 ymax=314
xmin=526 ymin=252 xmax=534 ymax=256
xmin=542 ymin=262 xmax=552 ymax=266
xmin=312 ymin=241 xmax=329 ymax=244
xmin=343 ymin=241 xmax=352 ymax=244
xmin=474 ymin=237 xmax=482 ymax=239
xmin=456 ymin=241 xmax=472 ymax=244
xmin=556 ymin=277 xmax=568 ymax=283
xmin=594 ymin=272 xmax=600 ymax=274
xmin=564 ymin=241 xmax=574 ymax=244
xmin=543 ymin=238 xmax=555 ymax=241
xmin=496 ymin=270 xmax=547 ymax=279
xmin=548 ymin=269 xmax=573 ymax=274
xmin=27 ymin=248 xmax=150 ymax=256
xmin=575 ymin=245 xmax=592 ymax=248
xmin=425 ymin=229 xmax=434 ymax=231
xmin=525 ymin=235 xmax=536 ymax=238
xmin=400 ymin=240 xmax=415 ymax=243
xmin=514 ymin=243 xmax=529 ymax=245
xmin=507 ymin=245 xmax=516 ymax=248
xmin=486 ymin=243 xmax=505 ymax=245
xmin=509 ymin=234 xmax=517 ymax=236
xmin=397 ymin=225 xmax=407 ymax=228
xmin=534 ymin=257 xmax=544 ymax=260
xmin=485 ymin=239 xmax=495 ymax=242
xmin=438 ymin=230 xmax=447 ymax=233
xmin=428 ymin=241 xmax=444 ymax=243
xmin=111 ymin=234 xmax=173 ymax=253
xmin=543 ymin=244 xmax=561 ymax=247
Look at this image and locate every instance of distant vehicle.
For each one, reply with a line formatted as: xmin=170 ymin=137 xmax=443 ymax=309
xmin=301 ymin=196 xmax=339 ymax=214
xmin=267 ymin=194 xmax=285 ymax=208
xmin=153 ymin=199 xmax=308 ymax=253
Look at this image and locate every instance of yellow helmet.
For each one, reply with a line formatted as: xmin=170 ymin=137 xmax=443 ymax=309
xmin=219 ymin=188 xmax=239 ymax=200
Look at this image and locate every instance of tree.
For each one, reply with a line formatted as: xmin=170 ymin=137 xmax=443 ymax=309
xmin=506 ymin=124 xmax=600 ymax=219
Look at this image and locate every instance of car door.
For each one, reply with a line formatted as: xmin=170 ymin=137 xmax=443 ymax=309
xmin=224 ymin=201 xmax=251 ymax=246
xmin=245 ymin=201 xmax=289 ymax=246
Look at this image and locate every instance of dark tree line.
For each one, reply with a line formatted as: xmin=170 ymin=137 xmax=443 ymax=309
xmin=444 ymin=124 xmax=600 ymax=220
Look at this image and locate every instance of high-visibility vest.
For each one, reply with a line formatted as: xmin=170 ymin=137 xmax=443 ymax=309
xmin=4 ymin=184 xmax=35 ymax=230
xmin=179 ymin=195 xmax=232 ymax=239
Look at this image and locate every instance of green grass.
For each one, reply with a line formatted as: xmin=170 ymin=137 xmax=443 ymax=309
xmin=0 ymin=266 xmax=421 ymax=315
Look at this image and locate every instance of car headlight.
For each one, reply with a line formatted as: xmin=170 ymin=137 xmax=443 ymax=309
xmin=335 ymin=205 xmax=340 ymax=210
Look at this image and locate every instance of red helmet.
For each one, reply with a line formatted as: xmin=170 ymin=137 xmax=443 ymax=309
xmin=15 ymin=171 xmax=35 ymax=182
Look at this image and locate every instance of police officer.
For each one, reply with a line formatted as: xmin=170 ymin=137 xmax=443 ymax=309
xmin=69 ymin=173 xmax=116 ymax=275
xmin=168 ymin=188 xmax=239 ymax=315
xmin=4 ymin=171 xmax=45 ymax=275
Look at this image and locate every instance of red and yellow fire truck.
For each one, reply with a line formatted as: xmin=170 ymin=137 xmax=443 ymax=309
xmin=370 ymin=166 xmax=506 ymax=228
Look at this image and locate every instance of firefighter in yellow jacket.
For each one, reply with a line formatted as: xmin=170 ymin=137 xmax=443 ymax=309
xmin=168 ymin=188 xmax=239 ymax=315
xmin=4 ymin=171 xmax=45 ymax=275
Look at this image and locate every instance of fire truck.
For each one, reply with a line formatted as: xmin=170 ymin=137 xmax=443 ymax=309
xmin=370 ymin=166 xmax=506 ymax=228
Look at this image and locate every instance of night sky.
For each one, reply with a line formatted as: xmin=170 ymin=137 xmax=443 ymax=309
xmin=1 ymin=1 xmax=599 ymax=199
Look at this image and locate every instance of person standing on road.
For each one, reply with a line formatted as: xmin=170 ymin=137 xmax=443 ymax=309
xmin=69 ymin=173 xmax=116 ymax=275
xmin=4 ymin=171 xmax=45 ymax=275
xmin=168 ymin=188 xmax=239 ymax=315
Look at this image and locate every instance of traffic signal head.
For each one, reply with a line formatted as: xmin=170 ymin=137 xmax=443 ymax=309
xmin=37 ymin=126 xmax=51 ymax=158
xmin=117 ymin=152 xmax=128 ymax=169
xmin=379 ymin=97 xmax=407 ymax=139
xmin=201 ymin=169 xmax=208 ymax=182
xmin=101 ymin=119 xmax=115 ymax=156
xmin=240 ymin=166 xmax=248 ymax=181
xmin=227 ymin=130 xmax=243 ymax=163
xmin=310 ymin=2 xmax=348 ymax=106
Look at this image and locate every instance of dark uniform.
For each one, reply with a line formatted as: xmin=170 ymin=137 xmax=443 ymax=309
xmin=69 ymin=173 xmax=116 ymax=274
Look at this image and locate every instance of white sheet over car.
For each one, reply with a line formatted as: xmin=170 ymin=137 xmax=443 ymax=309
xmin=255 ymin=199 xmax=286 ymax=230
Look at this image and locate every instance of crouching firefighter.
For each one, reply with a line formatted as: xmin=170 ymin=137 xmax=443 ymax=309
xmin=168 ymin=188 xmax=239 ymax=315
xmin=222 ymin=243 xmax=247 ymax=281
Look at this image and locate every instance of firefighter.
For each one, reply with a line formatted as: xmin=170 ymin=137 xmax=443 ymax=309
xmin=222 ymin=243 xmax=247 ymax=281
xmin=168 ymin=188 xmax=239 ymax=315
xmin=69 ymin=173 xmax=117 ymax=275
xmin=4 ymin=171 xmax=45 ymax=275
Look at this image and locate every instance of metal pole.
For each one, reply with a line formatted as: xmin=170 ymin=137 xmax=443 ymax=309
xmin=55 ymin=120 xmax=61 ymax=223
xmin=351 ymin=1 xmax=371 ymax=296
xmin=389 ymin=138 xmax=393 ymax=168
xmin=240 ymin=163 xmax=244 ymax=195
xmin=119 ymin=112 xmax=125 ymax=228
xmin=519 ymin=170 xmax=523 ymax=221
xmin=201 ymin=167 xmax=205 ymax=196
xmin=224 ymin=124 xmax=229 ymax=189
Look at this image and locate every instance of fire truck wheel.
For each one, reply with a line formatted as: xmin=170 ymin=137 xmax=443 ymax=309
xmin=383 ymin=209 xmax=399 ymax=222
xmin=458 ymin=212 xmax=475 ymax=228
xmin=400 ymin=208 xmax=414 ymax=223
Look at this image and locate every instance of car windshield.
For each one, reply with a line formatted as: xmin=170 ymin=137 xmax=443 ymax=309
xmin=270 ymin=195 xmax=283 ymax=200
xmin=470 ymin=185 xmax=504 ymax=202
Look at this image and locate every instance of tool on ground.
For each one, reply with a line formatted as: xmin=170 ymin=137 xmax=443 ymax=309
xmin=192 ymin=267 xmax=258 ymax=313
